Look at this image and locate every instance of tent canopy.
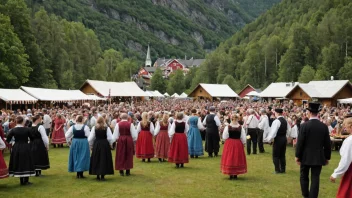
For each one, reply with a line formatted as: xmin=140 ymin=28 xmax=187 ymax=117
xmin=171 ymin=93 xmax=179 ymax=98
xmin=86 ymin=94 xmax=106 ymax=101
xmin=0 ymin=89 xmax=37 ymax=104
xmin=246 ymin=91 xmax=260 ymax=97
xmin=21 ymin=86 xmax=91 ymax=102
xmin=338 ymin=98 xmax=352 ymax=104
xmin=164 ymin=92 xmax=170 ymax=97
xmin=189 ymin=84 xmax=239 ymax=98
xmin=179 ymin=93 xmax=188 ymax=98
xmin=81 ymin=80 xmax=147 ymax=97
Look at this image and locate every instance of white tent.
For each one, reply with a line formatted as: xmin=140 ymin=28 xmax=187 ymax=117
xmin=153 ymin=91 xmax=165 ymax=97
xmin=338 ymin=98 xmax=352 ymax=104
xmin=246 ymin=91 xmax=260 ymax=97
xmin=0 ymin=89 xmax=38 ymax=104
xmin=21 ymin=86 xmax=91 ymax=102
xmin=171 ymin=93 xmax=179 ymax=98
xmin=145 ymin=91 xmax=156 ymax=97
xmin=86 ymin=94 xmax=106 ymax=101
xmin=179 ymin=92 xmax=188 ymax=98
xmin=164 ymin=92 xmax=170 ymax=97
xmin=81 ymin=80 xmax=147 ymax=97
xmin=189 ymin=84 xmax=239 ymax=98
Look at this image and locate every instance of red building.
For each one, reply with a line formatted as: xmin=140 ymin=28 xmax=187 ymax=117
xmin=238 ymin=84 xmax=261 ymax=98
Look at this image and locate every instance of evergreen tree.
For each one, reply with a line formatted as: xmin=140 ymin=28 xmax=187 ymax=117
xmin=150 ymin=68 xmax=166 ymax=93
xmin=298 ymin=65 xmax=316 ymax=83
xmin=167 ymin=69 xmax=185 ymax=95
xmin=222 ymin=75 xmax=238 ymax=92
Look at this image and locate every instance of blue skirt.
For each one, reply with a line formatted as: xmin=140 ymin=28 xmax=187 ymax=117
xmin=187 ymin=127 xmax=204 ymax=156
xmin=68 ymin=138 xmax=90 ymax=172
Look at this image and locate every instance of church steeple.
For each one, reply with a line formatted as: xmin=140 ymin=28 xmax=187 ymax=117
xmin=145 ymin=44 xmax=152 ymax=67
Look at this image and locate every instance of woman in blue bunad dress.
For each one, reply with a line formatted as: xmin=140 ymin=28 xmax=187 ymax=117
xmin=187 ymin=109 xmax=204 ymax=158
xmin=66 ymin=115 xmax=90 ymax=179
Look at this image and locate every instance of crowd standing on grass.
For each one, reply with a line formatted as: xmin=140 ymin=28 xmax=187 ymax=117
xmin=0 ymin=99 xmax=352 ymax=197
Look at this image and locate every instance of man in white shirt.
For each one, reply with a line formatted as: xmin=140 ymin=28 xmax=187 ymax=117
xmin=42 ymin=109 xmax=52 ymax=136
xmin=265 ymin=108 xmax=290 ymax=174
xmin=202 ymin=106 xmax=221 ymax=157
xmin=258 ymin=108 xmax=270 ymax=153
xmin=245 ymin=109 xmax=259 ymax=155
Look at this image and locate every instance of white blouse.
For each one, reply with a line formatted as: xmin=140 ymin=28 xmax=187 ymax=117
xmin=168 ymin=120 xmax=189 ymax=138
xmin=32 ymin=124 xmax=50 ymax=147
xmin=0 ymin=138 xmax=5 ymax=149
xmin=331 ymin=136 xmax=352 ymax=179
xmin=154 ymin=121 xmax=171 ymax=136
xmin=113 ymin=121 xmax=138 ymax=142
xmin=88 ymin=126 xmax=114 ymax=147
xmin=136 ymin=122 xmax=154 ymax=135
xmin=222 ymin=124 xmax=246 ymax=144
xmin=65 ymin=124 xmax=90 ymax=143
xmin=290 ymin=125 xmax=298 ymax=139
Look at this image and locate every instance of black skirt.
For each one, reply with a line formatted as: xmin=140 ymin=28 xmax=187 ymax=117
xmin=31 ymin=139 xmax=50 ymax=170
xmin=9 ymin=142 xmax=35 ymax=177
xmin=89 ymin=139 xmax=114 ymax=175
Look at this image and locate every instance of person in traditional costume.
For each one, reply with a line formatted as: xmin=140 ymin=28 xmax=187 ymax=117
xmin=6 ymin=116 xmax=35 ymax=185
xmin=203 ymin=106 xmax=221 ymax=157
xmin=264 ymin=108 xmax=291 ymax=174
xmin=88 ymin=116 xmax=114 ymax=181
xmin=0 ymin=137 xmax=9 ymax=179
xmin=113 ymin=113 xmax=137 ymax=176
xmin=187 ymin=109 xmax=204 ymax=158
xmin=136 ymin=112 xmax=155 ymax=162
xmin=295 ymin=103 xmax=331 ymax=198
xmin=221 ymin=114 xmax=247 ymax=180
xmin=52 ymin=114 xmax=66 ymax=148
xmin=244 ymin=109 xmax=259 ymax=155
xmin=66 ymin=115 xmax=90 ymax=179
xmin=168 ymin=112 xmax=189 ymax=168
xmin=258 ymin=108 xmax=270 ymax=146
xmin=30 ymin=115 xmax=50 ymax=177
xmin=330 ymin=116 xmax=352 ymax=197
xmin=154 ymin=113 xmax=171 ymax=162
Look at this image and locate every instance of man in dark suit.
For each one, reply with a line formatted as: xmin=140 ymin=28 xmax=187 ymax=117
xmin=295 ymin=102 xmax=331 ymax=198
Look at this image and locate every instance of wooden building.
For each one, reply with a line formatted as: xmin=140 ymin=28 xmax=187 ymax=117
xmin=238 ymin=84 xmax=261 ymax=98
xmin=286 ymin=80 xmax=352 ymax=107
xmin=188 ymin=83 xmax=239 ymax=101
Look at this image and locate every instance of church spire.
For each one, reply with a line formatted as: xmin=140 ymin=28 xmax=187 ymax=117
xmin=145 ymin=44 xmax=152 ymax=67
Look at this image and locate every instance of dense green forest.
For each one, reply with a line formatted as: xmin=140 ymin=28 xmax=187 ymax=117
xmin=25 ymin=0 xmax=280 ymax=60
xmin=0 ymin=0 xmax=280 ymax=90
xmin=190 ymin=0 xmax=352 ymax=92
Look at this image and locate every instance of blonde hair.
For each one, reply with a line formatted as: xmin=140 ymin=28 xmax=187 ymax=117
xmin=231 ymin=114 xmax=239 ymax=123
xmin=96 ymin=116 xmax=106 ymax=130
xmin=141 ymin=112 xmax=149 ymax=127
xmin=161 ymin=113 xmax=169 ymax=126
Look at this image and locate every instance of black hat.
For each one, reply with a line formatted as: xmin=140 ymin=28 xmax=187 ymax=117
xmin=268 ymin=106 xmax=272 ymax=110
xmin=306 ymin=102 xmax=321 ymax=113
xmin=275 ymin=108 xmax=283 ymax=114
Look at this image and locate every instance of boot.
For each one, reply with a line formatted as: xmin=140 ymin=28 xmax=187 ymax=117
xmin=175 ymin=164 xmax=179 ymax=168
xmin=76 ymin=172 xmax=80 ymax=179
xmin=20 ymin=178 xmax=25 ymax=185
xmin=35 ymin=170 xmax=40 ymax=177
xmin=100 ymin=175 xmax=106 ymax=181
xmin=158 ymin=158 xmax=162 ymax=163
xmin=119 ymin=170 xmax=124 ymax=176
xmin=180 ymin=164 xmax=184 ymax=168
xmin=126 ymin=170 xmax=130 ymax=176
xmin=142 ymin=159 xmax=145 ymax=162
xmin=147 ymin=158 xmax=151 ymax=162
xmin=96 ymin=175 xmax=101 ymax=181
xmin=190 ymin=155 xmax=194 ymax=158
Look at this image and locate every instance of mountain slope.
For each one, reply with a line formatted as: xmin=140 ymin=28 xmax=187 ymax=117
xmin=193 ymin=0 xmax=352 ymax=91
xmin=26 ymin=0 xmax=280 ymax=60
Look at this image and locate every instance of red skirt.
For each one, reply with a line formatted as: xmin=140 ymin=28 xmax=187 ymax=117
xmin=115 ymin=135 xmax=134 ymax=170
xmin=168 ymin=133 xmax=189 ymax=164
xmin=0 ymin=151 xmax=8 ymax=179
xmin=136 ymin=131 xmax=154 ymax=159
xmin=52 ymin=128 xmax=66 ymax=144
xmin=221 ymin=139 xmax=247 ymax=175
xmin=155 ymin=131 xmax=170 ymax=159
xmin=337 ymin=163 xmax=352 ymax=198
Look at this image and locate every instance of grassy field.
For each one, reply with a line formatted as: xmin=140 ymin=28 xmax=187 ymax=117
xmin=0 ymin=144 xmax=341 ymax=198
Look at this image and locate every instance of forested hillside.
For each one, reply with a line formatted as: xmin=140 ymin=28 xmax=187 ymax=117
xmin=191 ymin=0 xmax=352 ymax=92
xmin=26 ymin=0 xmax=280 ymax=60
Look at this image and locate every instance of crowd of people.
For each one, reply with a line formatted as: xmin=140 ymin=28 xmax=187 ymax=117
xmin=0 ymin=98 xmax=351 ymax=197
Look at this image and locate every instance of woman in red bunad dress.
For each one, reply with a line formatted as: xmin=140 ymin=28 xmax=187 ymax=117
xmin=168 ymin=112 xmax=189 ymax=168
xmin=154 ymin=113 xmax=171 ymax=163
xmin=221 ymin=114 xmax=247 ymax=180
xmin=136 ymin=112 xmax=155 ymax=162
xmin=0 ymin=137 xmax=9 ymax=179
xmin=52 ymin=114 xmax=66 ymax=148
xmin=330 ymin=117 xmax=352 ymax=197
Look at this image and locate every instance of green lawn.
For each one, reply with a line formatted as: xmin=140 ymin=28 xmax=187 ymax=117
xmin=0 ymin=144 xmax=340 ymax=198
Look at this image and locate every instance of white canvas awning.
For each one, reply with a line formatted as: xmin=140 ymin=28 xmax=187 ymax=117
xmin=338 ymin=98 xmax=352 ymax=104
xmin=0 ymin=89 xmax=38 ymax=104
xmin=171 ymin=93 xmax=179 ymax=98
xmin=246 ymin=91 xmax=260 ymax=97
xmin=21 ymin=86 xmax=92 ymax=102
xmin=86 ymin=94 xmax=106 ymax=101
xmin=81 ymin=80 xmax=147 ymax=97
xmin=190 ymin=84 xmax=239 ymax=98
xmin=164 ymin=92 xmax=170 ymax=97
xmin=179 ymin=92 xmax=188 ymax=98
